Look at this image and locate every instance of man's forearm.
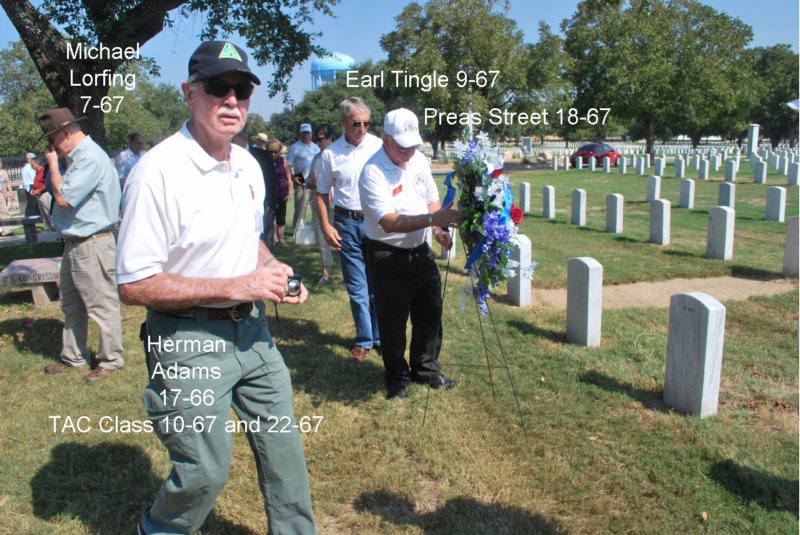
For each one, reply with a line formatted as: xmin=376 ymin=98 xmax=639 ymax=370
xmin=315 ymin=192 xmax=331 ymax=230
xmin=48 ymin=168 xmax=70 ymax=208
xmin=118 ymin=272 xmax=245 ymax=309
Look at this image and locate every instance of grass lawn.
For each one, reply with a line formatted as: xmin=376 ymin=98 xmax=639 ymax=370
xmin=0 ymin=162 xmax=796 ymax=534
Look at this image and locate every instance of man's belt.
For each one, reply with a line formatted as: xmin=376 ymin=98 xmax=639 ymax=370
xmin=334 ymin=205 xmax=364 ymax=220
xmin=369 ymin=239 xmax=428 ymax=255
xmin=62 ymin=230 xmax=115 ymax=244
xmin=153 ymin=302 xmax=254 ymax=321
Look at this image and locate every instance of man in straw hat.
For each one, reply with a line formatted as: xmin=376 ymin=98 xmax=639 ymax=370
xmin=115 ymin=40 xmax=316 ymax=534
xmin=38 ymin=107 xmax=124 ymax=382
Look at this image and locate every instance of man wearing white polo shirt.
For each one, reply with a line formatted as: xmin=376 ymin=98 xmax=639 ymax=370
xmin=315 ymin=96 xmax=383 ymax=361
xmin=359 ymin=108 xmax=463 ymax=399
xmin=286 ymin=122 xmax=319 ymax=231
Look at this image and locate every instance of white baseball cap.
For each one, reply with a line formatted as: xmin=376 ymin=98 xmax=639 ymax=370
xmin=26 ymin=152 xmax=36 ymax=160
xmin=299 ymin=123 xmax=312 ymax=133
xmin=383 ymin=108 xmax=423 ymax=148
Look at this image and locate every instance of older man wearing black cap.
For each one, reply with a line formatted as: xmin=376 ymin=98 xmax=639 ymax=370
xmin=38 ymin=106 xmax=124 ymax=382
xmin=116 ymin=41 xmax=316 ymax=534
xmin=359 ymin=108 xmax=464 ymax=400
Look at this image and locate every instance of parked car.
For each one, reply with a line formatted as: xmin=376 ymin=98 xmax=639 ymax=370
xmin=569 ymin=143 xmax=621 ymax=167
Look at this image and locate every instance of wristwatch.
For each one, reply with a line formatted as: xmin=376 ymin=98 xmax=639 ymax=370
xmin=427 ymin=213 xmax=433 ymax=226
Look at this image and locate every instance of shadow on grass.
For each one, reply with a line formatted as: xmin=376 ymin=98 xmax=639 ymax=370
xmin=31 ymin=442 xmax=258 ymax=535
xmin=353 ymin=490 xmax=568 ymax=535
xmin=710 ymin=459 xmax=799 ymax=517
xmin=612 ymin=235 xmax=639 ymax=243
xmin=661 ymin=249 xmax=698 ymax=259
xmin=506 ymin=319 xmax=565 ymax=344
xmin=268 ymin=316 xmax=386 ymax=404
xmin=730 ymin=265 xmax=782 ymax=279
xmin=579 ymin=370 xmax=670 ymax=413
xmin=0 ymin=317 xmax=63 ymax=360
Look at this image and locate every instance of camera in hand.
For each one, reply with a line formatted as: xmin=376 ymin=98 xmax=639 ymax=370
xmin=293 ymin=173 xmax=305 ymax=185
xmin=287 ymin=275 xmax=302 ymax=297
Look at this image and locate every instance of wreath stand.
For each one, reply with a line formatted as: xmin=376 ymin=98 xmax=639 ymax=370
xmin=422 ymin=231 xmax=530 ymax=446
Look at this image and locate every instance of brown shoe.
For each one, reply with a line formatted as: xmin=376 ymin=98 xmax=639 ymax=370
xmin=44 ymin=361 xmax=73 ymax=374
xmin=348 ymin=346 xmax=370 ymax=362
xmin=83 ymin=366 xmax=118 ymax=383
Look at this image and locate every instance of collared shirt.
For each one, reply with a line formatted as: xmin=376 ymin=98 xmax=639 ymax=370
xmin=21 ymin=163 xmax=36 ymax=191
xmin=359 ymin=147 xmax=439 ymax=249
xmin=116 ymin=123 xmax=265 ymax=307
xmin=115 ymin=147 xmax=144 ymax=182
xmin=52 ymin=136 xmax=121 ymax=238
xmin=286 ymin=140 xmax=319 ymax=180
xmin=316 ymin=133 xmax=382 ymax=211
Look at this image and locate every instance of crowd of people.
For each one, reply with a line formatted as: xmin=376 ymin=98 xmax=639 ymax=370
xmin=13 ymin=39 xmax=464 ymax=534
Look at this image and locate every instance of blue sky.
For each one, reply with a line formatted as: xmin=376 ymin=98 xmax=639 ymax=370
xmin=1 ymin=0 xmax=798 ymax=118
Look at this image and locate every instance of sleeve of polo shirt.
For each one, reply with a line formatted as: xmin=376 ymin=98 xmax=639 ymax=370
xmin=59 ymin=157 xmax=103 ymax=207
xmin=359 ymin=163 xmax=395 ymax=223
xmin=115 ymin=170 xmax=170 ymax=285
xmin=315 ymin=150 xmax=333 ymax=195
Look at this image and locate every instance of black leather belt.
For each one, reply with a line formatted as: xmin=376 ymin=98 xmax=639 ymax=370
xmin=368 ymin=239 xmax=428 ymax=255
xmin=334 ymin=205 xmax=364 ymax=220
xmin=153 ymin=302 xmax=254 ymax=321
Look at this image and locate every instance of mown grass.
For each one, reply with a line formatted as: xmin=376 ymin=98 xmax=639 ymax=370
xmin=0 ymin=160 xmax=796 ymax=534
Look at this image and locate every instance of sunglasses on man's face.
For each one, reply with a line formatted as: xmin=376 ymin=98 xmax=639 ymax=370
xmin=202 ymin=79 xmax=254 ymax=100
xmin=349 ymin=120 xmax=370 ymax=129
xmin=314 ymin=136 xmax=328 ymax=143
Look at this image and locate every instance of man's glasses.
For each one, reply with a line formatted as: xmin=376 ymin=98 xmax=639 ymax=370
xmin=349 ymin=120 xmax=370 ymax=129
xmin=202 ymin=79 xmax=254 ymax=100
xmin=314 ymin=136 xmax=328 ymax=143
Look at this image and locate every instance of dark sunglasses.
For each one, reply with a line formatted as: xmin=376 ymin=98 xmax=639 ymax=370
xmin=202 ymin=79 xmax=254 ymax=100
xmin=349 ymin=120 xmax=370 ymax=128
xmin=314 ymin=136 xmax=328 ymax=142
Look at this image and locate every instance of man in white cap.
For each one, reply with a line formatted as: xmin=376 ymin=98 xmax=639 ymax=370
xmin=20 ymin=152 xmax=38 ymax=217
xmin=286 ymin=122 xmax=319 ymax=231
xmin=358 ymin=108 xmax=463 ymax=399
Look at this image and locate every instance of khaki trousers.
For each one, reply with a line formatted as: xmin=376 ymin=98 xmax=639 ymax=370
xmin=59 ymin=232 xmax=124 ymax=369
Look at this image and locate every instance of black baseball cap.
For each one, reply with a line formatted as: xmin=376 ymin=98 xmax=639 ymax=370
xmin=187 ymin=41 xmax=261 ymax=85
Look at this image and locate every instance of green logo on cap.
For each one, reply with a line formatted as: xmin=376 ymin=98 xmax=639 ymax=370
xmin=219 ymin=42 xmax=242 ymax=62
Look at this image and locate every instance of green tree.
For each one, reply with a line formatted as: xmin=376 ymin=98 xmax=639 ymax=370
xmin=0 ymin=0 xmax=337 ymax=149
xmin=562 ymin=0 xmax=755 ymax=153
xmin=380 ymin=0 xmax=529 ymax=157
xmin=749 ymin=45 xmax=799 ymax=147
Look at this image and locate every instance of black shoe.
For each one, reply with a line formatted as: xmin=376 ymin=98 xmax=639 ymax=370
xmin=386 ymin=385 xmax=407 ymax=400
xmin=413 ymin=374 xmax=457 ymax=390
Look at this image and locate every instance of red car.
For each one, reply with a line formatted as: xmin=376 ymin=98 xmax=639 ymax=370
xmin=570 ymin=143 xmax=621 ymax=167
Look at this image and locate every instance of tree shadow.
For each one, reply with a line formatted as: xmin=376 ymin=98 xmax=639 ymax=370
xmin=0 ymin=317 xmax=63 ymax=360
xmin=612 ymin=235 xmax=639 ymax=243
xmin=506 ymin=319 xmax=565 ymax=344
xmin=730 ymin=265 xmax=782 ymax=279
xmin=31 ymin=442 xmax=258 ymax=535
xmin=269 ymin=316 xmax=386 ymax=404
xmin=661 ymin=249 xmax=699 ymax=259
xmin=579 ymin=370 xmax=670 ymax=413
xmin=709 ymin=459 xmax=799 ymax=516
xmin=353 ymin=489 xmax=568 ymax=535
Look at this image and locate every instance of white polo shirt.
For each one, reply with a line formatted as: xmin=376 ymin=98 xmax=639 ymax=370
xmin=359 ymin=147 xmax=439 ymax=249
xmin=116 ymin=123 xmax=265 ymax=306
xmin=286 ymin=140 xmax=319 ymax=179
xmin=315 ymin=133 xmax=382 ymax=211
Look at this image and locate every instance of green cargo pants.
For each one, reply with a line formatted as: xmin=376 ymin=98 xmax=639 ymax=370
xmin=139 ymin=301 xmax=316 ymax=534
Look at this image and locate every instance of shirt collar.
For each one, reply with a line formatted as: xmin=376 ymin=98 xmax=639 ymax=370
xmin=179 ymin=121 xmax=242 ymax=174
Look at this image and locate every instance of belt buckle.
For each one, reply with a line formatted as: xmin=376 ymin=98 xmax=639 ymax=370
xmin=228 ymin=303 xmax=248 ymax=322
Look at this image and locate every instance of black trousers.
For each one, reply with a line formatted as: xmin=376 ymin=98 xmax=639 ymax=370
xmin=367 ymin=239 xmax=442 ymax=388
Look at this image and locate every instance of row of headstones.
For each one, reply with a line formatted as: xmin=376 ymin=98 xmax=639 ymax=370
xmin=550 ymin=152 xmax=800 ymax=186
xmin=565 ymin=257 xmax=726 ymax=418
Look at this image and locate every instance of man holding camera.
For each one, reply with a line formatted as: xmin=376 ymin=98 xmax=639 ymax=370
xmin=286 ymin=123 xmax=319 ymax=231
xmin=116 ymin=40 xmax=316 ymax=534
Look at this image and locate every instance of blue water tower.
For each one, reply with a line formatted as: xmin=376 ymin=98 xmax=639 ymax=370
xmin=311 ymin=52 xmax=356 ymax=90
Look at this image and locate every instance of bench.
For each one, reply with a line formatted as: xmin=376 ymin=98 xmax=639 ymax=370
xmin=0 ymin=257 xmax=60 ymax=306
xmin=0 ymin=215 xmax=42 ymax=243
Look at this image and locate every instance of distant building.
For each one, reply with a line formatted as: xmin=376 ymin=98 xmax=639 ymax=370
xmin=311 ymin=52 xmax=356 ymax=90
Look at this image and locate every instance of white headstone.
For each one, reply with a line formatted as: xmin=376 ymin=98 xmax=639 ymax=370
xmin=571 ymin=189 xmax=586 ymax=226
xmin=645 ymin=153 xmax=651 ymax=168
xmin=712 ymin=154 xmax=722 ymax=172
xmin=655 ymin=157 xmax=666 ymax=176
xmin=754 ymin=160 xmax=767 ymax=184
xmin=788 ymin=163 xmax=799 ymax=186
xmin=698 ymin=159 xmax=710 ymax=180
xmin=543 ymin=185 xmax=555 ymax=219
xmin=724 ymin=160 xmax=736 ymax=182
xmin=706 ymin=206 xmax=735 ymax=260
xmin=675 ymin=157 xmax=686 ymax=178
xmin=603 ymin=156 xmax=611 ymax=173
xmin=507 ymin=234 xmax=531 ymax=307
xmin=647 ymin=175 xmax=661 ymax=202
xmin=567 ymin=257 xmax=602 ymax=347
xmin=519 ymin=182 xmax=531 ymax=213
xmin=650 ymin=199 xmax=671 ymax=245
xmin=552 ymin=157 xmax=558 ymax=171
xmin=663 ymin=292 xmax=726 ymax=418
xmin=589 ymin=157 xmax=597 ymax=172
xmin=718 ymin=183 xmax=735 ymax=209
xmin=606 ymin=193 xmax=623 ymax=234
xmin=679 ymin=179 xmax=695 ymax=209
xmin=747 ymin=124 xmax=759 ymax=156
xmin=636 ymin=157 xmax=646 ymax=176
xmin=618 ymin=157 xmax=627 ymax=174
xmin=779 ymin=156 xmax=789 ymax=176
xmin=439 ymin=228 xmax=457 ymax=260
xmin=784 ymin=216 xmax=799 ymax=278
xmin=564 ymin=157 xmax=571 ymax=171
xmin=575 ymin=157 xmax=583 ymax=170
xmin=765 ymin=187 xmax=786 ymax=222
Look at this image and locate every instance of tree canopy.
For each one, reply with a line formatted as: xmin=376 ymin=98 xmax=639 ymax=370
xmin=0 ymin=0 xmax=337 ymax=150
xmin=749 ymin=45 xmax=799 ymax=147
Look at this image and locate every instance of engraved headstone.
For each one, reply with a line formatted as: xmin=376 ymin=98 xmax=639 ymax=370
xmin=706 ymin=206 xmax=735 ymax=260
xmin=507 ymin=234 xmax=531 ymax=307
xmin=567 ymin=257 xmax=603 ymax=347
